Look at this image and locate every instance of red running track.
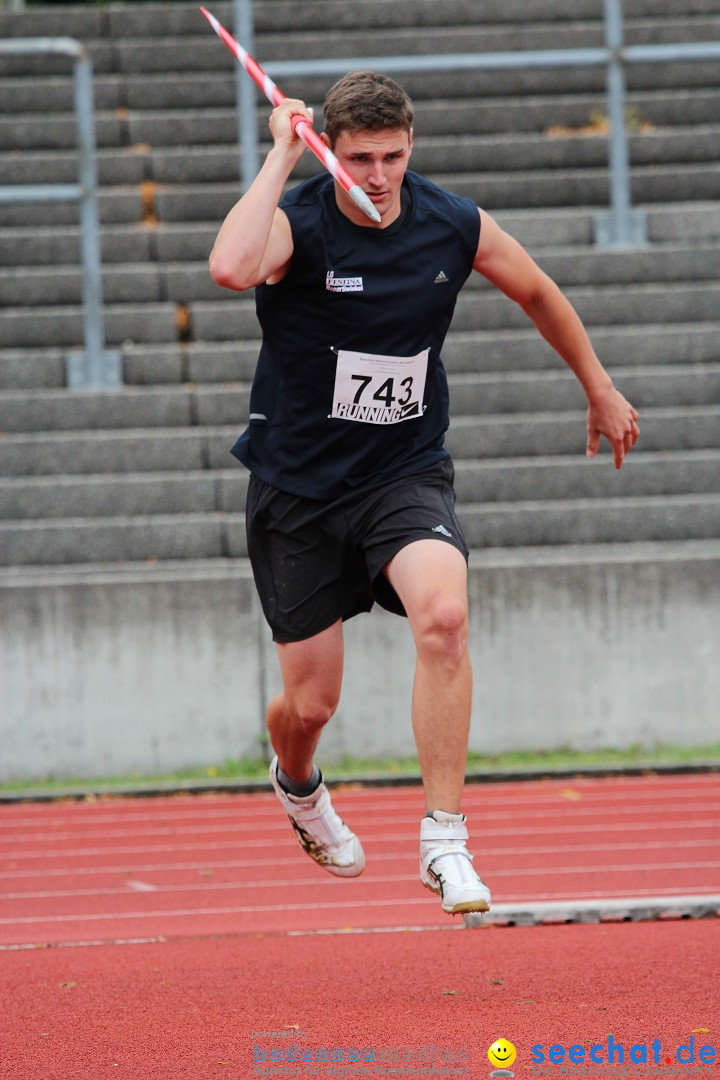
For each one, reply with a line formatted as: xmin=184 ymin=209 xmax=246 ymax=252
xmin=1 ymin=773 xmax=718 ymax=945
xmin=1 ymin=773 xmax=718 ymax=1079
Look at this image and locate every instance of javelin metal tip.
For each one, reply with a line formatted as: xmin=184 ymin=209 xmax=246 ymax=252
xmin=349 ymin=185 xmax=382 ymax=223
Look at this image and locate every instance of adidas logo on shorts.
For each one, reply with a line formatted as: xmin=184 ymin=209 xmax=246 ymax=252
xmin=434 ymin=270 xmax=450 ymax=284
xmin=432 ymin=524 xmax=453 ymax=538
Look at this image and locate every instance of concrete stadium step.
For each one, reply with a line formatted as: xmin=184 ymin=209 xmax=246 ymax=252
xmin=9 ymin=240 xmax=709 ymax=308
xmin=0 ymin=265 xmax=164 ymax=307
xmin=0 ymin=365 xmax=712 ymax=435
xmin=446 ymin=365 xmax=720 ymax=414
xmin=3 ymin=0 xmax=718 ymax=43
xmin=0 ymin=428 xmax=215 ymax=478
xmin=8 ymin=58 xmax=712 ymax=119
xmin=2 ymin=448 xmax=717 ymax=522
xmin=117 ymin=322 xmax=720 ymax=387
xmin=295 ymin=127 xmax=720 ymax=180
xmin=103 ymin=18 xmax=720 ymax=75
xmin=445 ymin=406 xmax=720 ymax=459
xmin=0 ymin=111 xmax=125 ymax=151
xmin=116 ymin=204 xmax=720 ymax=266
xmin=0 ymin=470 xmax=243 ymax=521
xmin=6 ymin=54 xmax=718 ymax=117
xmin=2 ymin=5 xmax=718 ymax=79
xmin=128 ymin=126 xmax=716 ymax=186
xmin=2 ymin=203 xmax=716 ymax=270
xmin=188 ymin=281 xmax=720 ymax=341
xmin=2 ymin=129 xmax=717 ymax=226
xmin=0 ymin=303 xmax=178 ymax=349
xmin=0 ymin=74 xmax=123 ymax=114
xmin=0 ymin=225 xmax=153 ymax=268
xmin=146 ymin=162 xmax=720 ymax=223
xmin=496 ymin=244 xmax=720 ymax=289
xmin=0 ymin=385 xmax=250 ymax=433
xmin=496 ymin=202 xmax=720 ymax=246
xmin=3 ymin=490 xmax=720 ymax=566
xmin=442 ymin=323 xmax=720 ymax=375
xmin=116 ymin=90 xmax=720 ymax=152
xmin=452 ymin=449 xmax=720 ymax=503
xmin=460 ymin=493 xmax=720 ymax=547
xmin=432 ymin=165 xmax=720 ymax=210
xmin=0 ymin=346 xmax=188 ymax=391
xmin=0 ymin=188 xmax=143 ymax=229
xmin=0 ymin=148 xmax=149 ymax=188
xmin=1 ymin=320 xmax=713 ymax=394
xmin=450 ymin=281 xmax=720 ymax=332
xmin=0 ymin=512 xmax=243 ymax=567
xmin=0 ymin=406 xmax=717 ymax=480
xmin=416 ymin=90 xmax=720 ymax=138
xmin=176 ymin=241 xmax=720 ymax=297
xmin=101 ymin=0 xmax=720 ymax=37
xmin=0 ymin=264 xmax=228 ymax=307
xmin=153 ymin=200 xmax=720 ymax=253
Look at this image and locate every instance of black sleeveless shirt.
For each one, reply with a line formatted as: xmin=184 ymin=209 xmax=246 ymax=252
xmin=230 ymin=170 xmax=480 ymax=499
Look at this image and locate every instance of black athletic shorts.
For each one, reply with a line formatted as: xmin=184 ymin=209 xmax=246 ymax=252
xmin=245 ymin=456 xmax=469 ymax=643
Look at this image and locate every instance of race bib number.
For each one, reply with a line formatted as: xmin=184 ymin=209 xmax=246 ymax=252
xmin=330 ymin=347 xmax=428 ymax=425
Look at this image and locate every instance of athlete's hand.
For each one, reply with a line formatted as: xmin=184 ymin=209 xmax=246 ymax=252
xmin=586 ymin=384 xmax=640 ymax=470
xmin=268 ymin=99 xmax=314 ymax=162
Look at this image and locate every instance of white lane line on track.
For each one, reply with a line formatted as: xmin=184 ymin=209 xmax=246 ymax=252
xmin=0 ymin=936 xmax=172 ymax=951
xmin=0 ymin=897 xmax=448 ymax=924
xmin=3 ymin=891 xmax=719 ymax=951
xmin=2 ymin=819 xmax=718 ymax=862
xmin=2 ymin=837 xmax=717 ymax=880
xmin=2 ymin=794 xmax=716 ymax=842
xmin=2 ymin=890 xmax=719 ymax=949
xmin=4 ymin=801 xmax=720 ymax=846
xmin=1 ymin=861 xmax=718 ymax=902
xmin=4 ymin=883 xmax=720 ymax=927
xmin=4 ymin=781 xmax=718 ymax=828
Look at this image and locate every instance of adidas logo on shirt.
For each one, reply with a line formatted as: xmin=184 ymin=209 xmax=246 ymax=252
xmin=434 ymin=270 xmax=449 ymax=284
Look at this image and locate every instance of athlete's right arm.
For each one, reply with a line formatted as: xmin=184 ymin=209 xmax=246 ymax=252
xmin=208 ymin=99 xmax=312 ymax=291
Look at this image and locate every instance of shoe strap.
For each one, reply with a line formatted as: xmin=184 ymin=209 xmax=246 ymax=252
xmin=421 ymin=818 xmax=469 ymax=844
xmin=423 ymin=842 xmax=474 ymax=875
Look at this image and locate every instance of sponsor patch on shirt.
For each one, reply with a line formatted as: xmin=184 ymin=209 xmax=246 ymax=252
xmin=326 ymin=271 xmax=363 ymax=293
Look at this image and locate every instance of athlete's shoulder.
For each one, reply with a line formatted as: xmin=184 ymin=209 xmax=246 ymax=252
xmin=280 ymin=172 xmax=334 ymax=210
xmin=406 ymin=170 xmax=478 ymax=218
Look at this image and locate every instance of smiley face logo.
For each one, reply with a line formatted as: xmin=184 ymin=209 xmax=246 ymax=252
xmin=488 ymin=1039 xmax=517 ymax=1070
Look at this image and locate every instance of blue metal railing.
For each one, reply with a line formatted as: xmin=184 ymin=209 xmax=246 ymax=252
xmin=0 ymin=37 xmax=121 ymax=389
xmin=233 ymin=0 xmax=720 ymax=247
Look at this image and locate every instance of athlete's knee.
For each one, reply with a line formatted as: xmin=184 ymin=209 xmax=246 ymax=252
xmin=285 ymin=686 xmax=340 ymax=736
xmin=414 ymin=594 xmax=468 ymax=666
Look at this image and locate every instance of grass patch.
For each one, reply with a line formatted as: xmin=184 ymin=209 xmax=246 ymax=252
xmin=2 ymin=743 xmax=719 ymax=794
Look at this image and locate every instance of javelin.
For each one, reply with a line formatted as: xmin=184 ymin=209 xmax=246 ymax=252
xmin=200 ymin=7 xmax=382 ymax=223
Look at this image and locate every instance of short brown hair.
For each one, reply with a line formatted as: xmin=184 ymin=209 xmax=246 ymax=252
xmin=323 ymin=71 xmax=414 ymax=147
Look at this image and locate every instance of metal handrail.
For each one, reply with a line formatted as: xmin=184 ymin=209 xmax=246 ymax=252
xmin=234 ymin=0 xmax=720 ymax=247
xmin=0 ymin=37 xmax=121 ymax=389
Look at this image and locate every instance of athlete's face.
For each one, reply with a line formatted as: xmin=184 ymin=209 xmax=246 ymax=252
xmin=322 ymin=127 xmax=413 ymax=227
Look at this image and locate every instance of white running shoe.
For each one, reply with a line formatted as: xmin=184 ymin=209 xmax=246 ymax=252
xmin=420 ymin=810 xmax=491 ymax=915
xmin=269 ymin=756 xmax=366 ymax=878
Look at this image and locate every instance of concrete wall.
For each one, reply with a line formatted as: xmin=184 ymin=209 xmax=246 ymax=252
xmin=1 ymin=545 xmax=718 ymax=782
xmin=1 ymin=564 xmax=265 ymax=782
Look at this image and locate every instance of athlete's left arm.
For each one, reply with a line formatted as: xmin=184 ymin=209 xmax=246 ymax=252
xmin=472 ymin=208 xmax=639 ymax=469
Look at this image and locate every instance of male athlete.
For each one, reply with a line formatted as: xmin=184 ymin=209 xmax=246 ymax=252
xmin=209 ymin=72 xmax=639 ymax=915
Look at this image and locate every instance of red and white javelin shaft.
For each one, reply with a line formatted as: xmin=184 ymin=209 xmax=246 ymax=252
xmin=200 ymin=6 xmax=381 ymax=223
